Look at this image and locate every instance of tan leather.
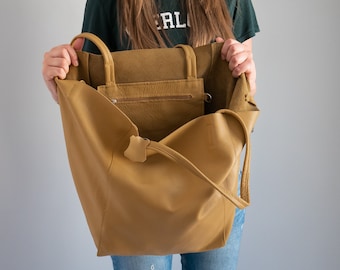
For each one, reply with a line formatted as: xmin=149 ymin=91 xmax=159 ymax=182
xmin=56 ymin=32 xmax=260 ymax=256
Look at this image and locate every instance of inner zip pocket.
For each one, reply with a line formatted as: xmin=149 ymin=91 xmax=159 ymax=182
xmin=98 ymin=78 xmax=206 ymax=140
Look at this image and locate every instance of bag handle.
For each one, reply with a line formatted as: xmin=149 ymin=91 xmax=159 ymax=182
xmin=124 ymin=109 xmax=251 ymax=209
xmin=71 ymin=32 xmax=198 ymax=85
xmin=71 ymin=32 xmax=115 ymax=86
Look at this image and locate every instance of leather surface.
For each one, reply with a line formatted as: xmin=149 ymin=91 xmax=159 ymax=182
xmin=56 ymin=32 xmax=260 ymax=256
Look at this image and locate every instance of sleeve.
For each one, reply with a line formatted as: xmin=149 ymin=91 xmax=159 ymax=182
xmin=81 ymin=0 xmax=117 ymax=53
xmin=227 ymin=0 xmax=260 ymax=42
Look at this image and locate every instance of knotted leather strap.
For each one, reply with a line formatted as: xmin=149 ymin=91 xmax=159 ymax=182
xmin=124 ymin=109 xmax=251 ymax=209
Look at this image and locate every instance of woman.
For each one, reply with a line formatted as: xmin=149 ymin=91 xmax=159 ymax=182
xmin=42 ymin=0 xmax=259 ymax=269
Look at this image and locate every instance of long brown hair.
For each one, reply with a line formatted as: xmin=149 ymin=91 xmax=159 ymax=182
xmin=117 ymin=0 xmax=234 ymax=49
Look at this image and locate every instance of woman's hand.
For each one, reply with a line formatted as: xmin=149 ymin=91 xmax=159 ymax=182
xmin=42 ymin=38 xmax=84 ymax=103
xmin=216 ymin=37 xmax=256 ymax=96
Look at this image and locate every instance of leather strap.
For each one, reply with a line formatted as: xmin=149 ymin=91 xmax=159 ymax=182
xmin=71 ymin=32 xmax=115 ymax=86
xmin=124 ymin=109 xmax=251 ymax=209
xmin=175 ymin=44 xmax=197 ymax=79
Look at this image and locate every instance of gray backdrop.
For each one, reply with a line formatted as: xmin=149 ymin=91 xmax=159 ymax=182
xmin=1 ymin=0 xmax=339 ymax=269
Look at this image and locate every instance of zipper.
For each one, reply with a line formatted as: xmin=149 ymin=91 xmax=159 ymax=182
xmin=111 ymin=93 xmax=212 ymax=104
xmin=112 ymin=94 xmax=193 ymax=104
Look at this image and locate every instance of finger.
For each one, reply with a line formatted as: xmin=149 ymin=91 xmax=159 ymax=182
xmin=244 ymin=68 xmax=257 ymax=96
xmin=220 ymin=38 xmax=239 ymax=60
xmin=215 ymin=37 xmax=225 ymax=43
xmin=231 ymin=57 xmax=254 ymax=78
xmin=42 ymin=53 xmax=70 ymax=80
xmin=226 ymin=44 xmax=248 ymax=63
xmin=70 ymin=38 xmax=84 ymax=66
xmin=44 ymin=65 xmax=69 ymax=80
xmin=72 ymin=37 xmax=84 ymax=51
xmin=228 ymin=51 xmax=249 ymax=72
xmin=248 ymin=80 xmax=257 ymax=96
xmin=61 ymin=45 xmax=79 ymax=67
xmin=232 ymin=59 xmax=257 ymax=96
xmin=49 ymin=44 xmax=79 ymax=67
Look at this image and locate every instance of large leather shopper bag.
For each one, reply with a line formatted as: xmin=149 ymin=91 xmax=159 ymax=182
xmin=55 ymin=32 xmax=260 ymax=256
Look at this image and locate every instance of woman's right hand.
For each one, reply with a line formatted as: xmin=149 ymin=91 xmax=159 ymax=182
xmin=42 ymin=38 xmax=84 ymax=103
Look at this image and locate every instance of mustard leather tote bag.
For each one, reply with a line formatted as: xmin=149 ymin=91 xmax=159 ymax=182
xmin=55 ymin=32 xmax=260 ymax=256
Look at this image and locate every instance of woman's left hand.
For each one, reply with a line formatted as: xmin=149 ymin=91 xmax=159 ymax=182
xmin=216 ymin=37 xmax=256 ymax=96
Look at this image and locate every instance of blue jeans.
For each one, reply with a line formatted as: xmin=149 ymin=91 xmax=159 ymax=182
xmin=111 ymin=207 xmax=245 ymax=270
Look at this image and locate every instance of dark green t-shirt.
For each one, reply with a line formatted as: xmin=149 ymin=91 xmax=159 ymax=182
xmin=81 ymin=0 xmax=259 ymax=53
